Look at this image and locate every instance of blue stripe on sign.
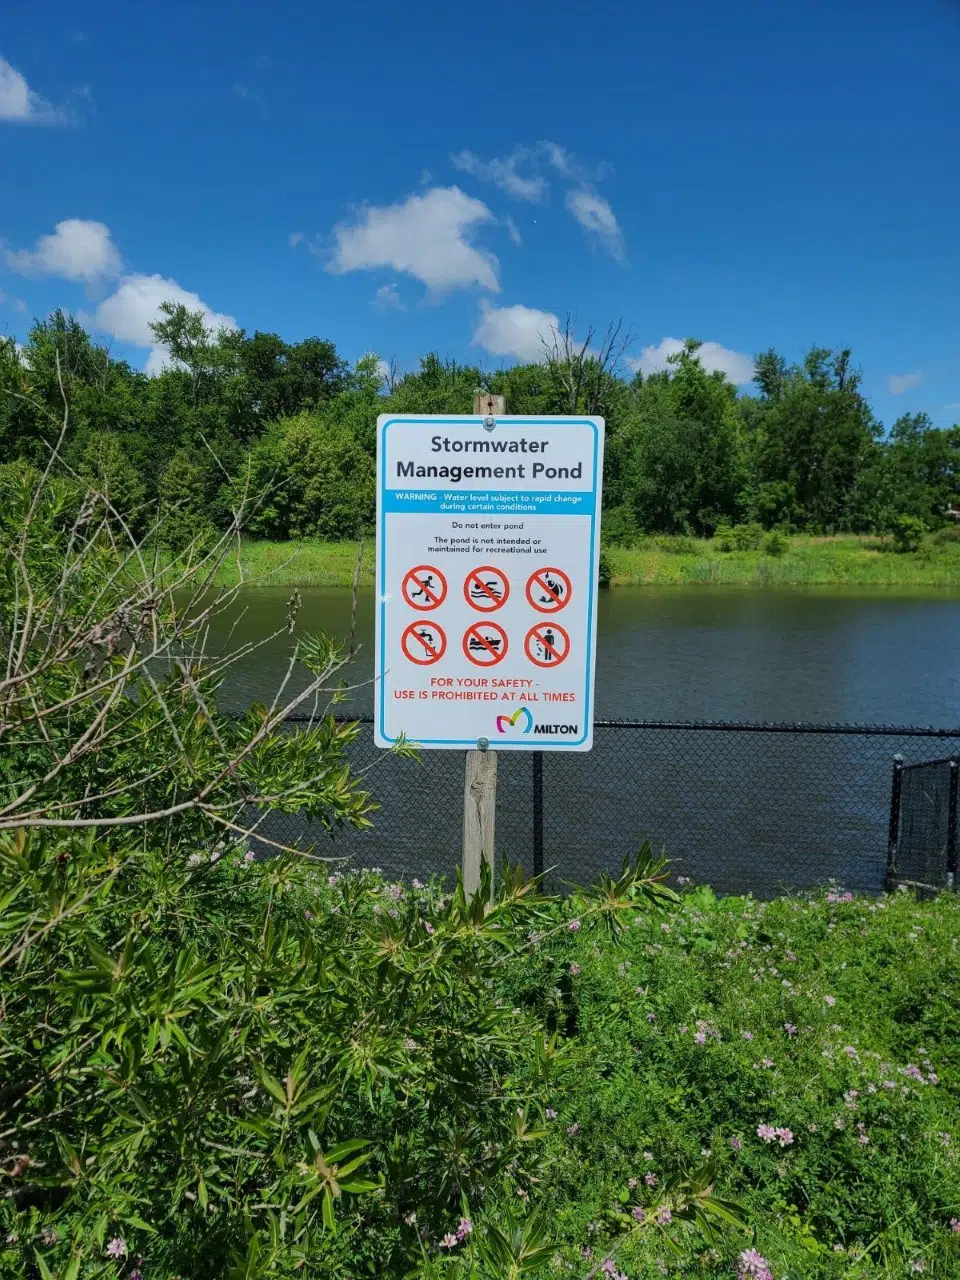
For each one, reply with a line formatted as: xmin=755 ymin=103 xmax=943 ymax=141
xmin=380 ymin=490 xmax=595 ymax=515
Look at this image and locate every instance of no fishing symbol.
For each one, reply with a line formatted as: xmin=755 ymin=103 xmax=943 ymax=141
xmin=401 ymin=621 xmax=447 ymax=666
xmin=524 ymin=622 xmax=570 ymax=668
xmin=402 ymin=565 xmax=448 ymax=611
xmin=463 ymin=565 xmax=510 ymax=612
xmin=525 ymin=567 xmax=572 ymax=613
xmin=462 ymin=621 xmax=509 ymax=667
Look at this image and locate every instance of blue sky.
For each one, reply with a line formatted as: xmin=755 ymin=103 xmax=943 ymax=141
xmin=1 ymin=0 xmax=958 ymax=427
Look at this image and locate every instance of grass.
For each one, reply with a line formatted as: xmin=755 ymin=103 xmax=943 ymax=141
xmin=605 ymin=534 xmax=960 ymax=588
xmin=207 ymin=534 xmax=960 ymax=590
xmin=502 ymin=879 xmax=960 ymax=1278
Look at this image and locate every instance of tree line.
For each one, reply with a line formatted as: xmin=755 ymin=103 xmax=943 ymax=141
xmin=2 ymin=305 xmax=957 ymax=546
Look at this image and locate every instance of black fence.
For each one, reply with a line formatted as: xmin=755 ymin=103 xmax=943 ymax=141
xmin=888 ymin=754 xmax=959 ymax=891
xmin=247 ymin=718 xmax=960 ymax=898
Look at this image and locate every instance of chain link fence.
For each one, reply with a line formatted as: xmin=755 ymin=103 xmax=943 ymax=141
xmin=244 ymin=718 xmax=960 ymax=897
xmin=888 ymin=754 xmax=959 ymax=891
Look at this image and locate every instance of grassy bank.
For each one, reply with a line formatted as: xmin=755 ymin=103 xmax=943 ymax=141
xmin=210 ymin=533 xmax=960 ymax=589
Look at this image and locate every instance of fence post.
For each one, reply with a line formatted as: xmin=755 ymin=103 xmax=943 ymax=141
xmin=947 ymin=760 xmax=959 ymax=889
xmin=462 ymin=391 xmax=506 ymax=900
xmin=885 ymin=753 xmax=904 ymax=891
xmin=532 ymin=752 xmax=544 ymax=880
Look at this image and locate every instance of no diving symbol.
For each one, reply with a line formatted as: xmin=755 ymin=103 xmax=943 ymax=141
xmin=401 ymin=621 xmax=447 ymax=665
xmin=524 ymin=622 xmax=570 ymax=668
xmin=526 ymin=567 xmax=571 ymax=613
xmin=462 ymin=621 xmax=509 ymax=667
xmin=402 ymin=565 xmax=447 ymax=611
xmin=463 ymin=565 xmax=510 ymax=612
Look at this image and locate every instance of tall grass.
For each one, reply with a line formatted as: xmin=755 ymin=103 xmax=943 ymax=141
xmin=210 ymin=535 xmax=960 ymax=590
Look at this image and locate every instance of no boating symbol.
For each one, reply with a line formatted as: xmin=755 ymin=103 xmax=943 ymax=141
xmin=463 ymin=565 xmax=510 ymax=612
xmin=524 ymin=622 xmax=570 ymax=667
xmin=525 ymin=567 xmax=572 ymax=613
xmin=462 ymin=621 xmax=509 ymax=666
xmin=402 ymin=564 xmax=448 ymax=611
xmin=401 ymin=621 xmax=447 ymax=665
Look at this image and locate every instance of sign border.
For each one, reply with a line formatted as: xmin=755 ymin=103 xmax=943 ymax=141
xmin=375 ymin=415 xmax=604 ymax=750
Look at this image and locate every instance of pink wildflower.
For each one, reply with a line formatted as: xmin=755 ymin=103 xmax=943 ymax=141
xmin=737 ymin=1247 xmax=774 ymax=1280
xmin=730 ymin=1135 xmax=742 ymax=1151
xmin=694 ymin=1031 xmax=707 ymax=1045
xmin=423 ymin=921 xmax=435 ymax=935
xmin=656 ymin=1208 xmax=672 ymax=1225
xmin=546 ymin=1108 xmax=557 ymax=1119
xmin=742 ymin=1030 xmax=753 ymax=1041
xmin=566 ymin=1123 xmax=580 ymax=1136
xmin=756 ymin=1123 xmax=777 ymax=1142
xmin=627 ymin=1177 xmax=637 ymax=1189
xmin=950 ymin=1218 xmax=960 ymax=1233
xmin=456 ymin=1218 xmax=473 ymax=1240
xmin=645 ymin=1172 xmax=658 ymax=1186
xmin=439 ymin=1233 xmax=459 ymax=1249
xmin=632 ymin=1205 xmax=645 ymax=1223
xmin=105 ymin=1239 xmax=127 ymax=1259
xmin=824 ymin=995 xmax=836 ymax=1007
xmin=774 ymin=1127 xmax=794 ymax=1146
xmin=569 ymin=962 xmax=581 ymax=976
xmin=784 ymin=1023 xmax=797 ymax=1036
xmin=567 ymin=919 xmax=581 ymax=933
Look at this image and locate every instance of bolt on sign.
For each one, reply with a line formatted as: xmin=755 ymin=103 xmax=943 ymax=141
xmin=374 ymin=414 xmax=604 ymax=750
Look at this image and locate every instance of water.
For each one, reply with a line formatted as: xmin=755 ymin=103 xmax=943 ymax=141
xmin=211 ymin=586 xmax=960 ymax=725
xmin=207 ymin=587 xmax=960 ymax=894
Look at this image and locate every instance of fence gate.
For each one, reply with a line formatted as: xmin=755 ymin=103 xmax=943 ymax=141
xmin=887 ymin=755 xmax=959 ymax=891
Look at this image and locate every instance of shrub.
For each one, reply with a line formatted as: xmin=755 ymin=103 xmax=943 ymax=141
xmin=763 ymin=528 xmax=789 ymax=558
xmin=601 ymin=504 xmax=639 ymax=546
xmin=892 ymin=513 xmax=927 ymax=553
xmin=598 ymin=546 xmax=613 ymax=586
xmin=714 ymin=523 xmax=735 ymax=553
xmin=733 ymin=521 xmax=765 ymax=551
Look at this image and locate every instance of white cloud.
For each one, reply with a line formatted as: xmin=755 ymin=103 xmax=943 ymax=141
xmin=541 ymin=140 xmax=574 ymax=176
xmin=504 ymin=216 xmax=522 ymax=246
xmin=565 ymin=186 xmax=624 ymax=260
xmin=630 ymin=337 xmax=755 ymax=385
xmin=450 ymin=148 xmax=546 ymax=202
xmin=373 ymin=283 xmax=405 ymax=311
xmin=288 ymin=231 xmax=304 ymax=248
xmin=6 ymin=219 xmax=122 ymax=283
xmin=888 ymin=370 xmax=923 ymax=395
xmin=944 ymin=402 xmax=960 ymax=411
xmin=473 ymin=301 xmax=561 ymax=364
xmin=0 ymin=54 xmax=64 ymax=124
xmin=328 ymin=186 xmax=500 ymax=293
xmin=90 ymin=273 xmax=236 ymax=375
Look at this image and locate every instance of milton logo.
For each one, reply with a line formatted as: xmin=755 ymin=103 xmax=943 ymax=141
xmin=495 ymin=707 xmax=534 ymax=735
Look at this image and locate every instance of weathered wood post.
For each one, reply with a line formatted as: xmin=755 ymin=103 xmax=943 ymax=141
xmin=462 ymin=391 xmax=505 ymax=899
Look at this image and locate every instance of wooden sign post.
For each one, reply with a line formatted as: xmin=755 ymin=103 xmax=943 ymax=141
xmin=462 ymin=391 xmax=505 ymax=899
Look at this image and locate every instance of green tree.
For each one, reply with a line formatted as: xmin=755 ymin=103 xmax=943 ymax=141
xmin=246 ymin=413 xmax=375 ymax=539
xmin=749 ymin=346 xmax=878 ymax=531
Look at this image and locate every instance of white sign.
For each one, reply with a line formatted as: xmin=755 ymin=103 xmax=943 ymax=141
xmin=374 ymin=414 xmax=604 ymax=751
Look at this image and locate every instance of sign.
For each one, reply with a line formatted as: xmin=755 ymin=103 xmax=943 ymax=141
xmin=375 ymin=414 xmax=604 ymax=750
xmin=402 ymin=565 xmax=447 ymax=611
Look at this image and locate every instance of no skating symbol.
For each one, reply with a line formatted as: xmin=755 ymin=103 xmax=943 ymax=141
xmin=402 ymin=565 xmax=448 ymax=611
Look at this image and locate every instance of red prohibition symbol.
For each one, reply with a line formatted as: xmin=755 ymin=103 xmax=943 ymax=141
xmin=463 ymin=565 xmax=510 ymax=612
xmin=462 ymin=621 xmax=509 ymax=667
xmin=525 ymin=567 xmax=572 ymax=613
xmin=401 ymin=565 xmax=448 ymax=611
xmin=524 ymin=622 xmax=570 ymax=668
xmin=401 ymin=621 xmax=447 ymax=665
